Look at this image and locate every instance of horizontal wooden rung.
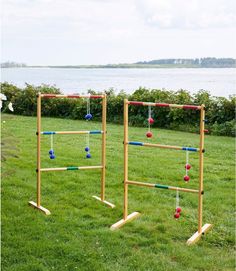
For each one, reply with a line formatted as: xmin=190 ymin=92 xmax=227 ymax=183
xmin=127 ymin=141 xmax=199 ymax=152
xmin=40 ymin=165 xmax=103 ymax=172
xmin=127 ymin=101 xmax=201 ymax=110
xmin=126 ymin=180 xmax=199 ymax=193
xmin=41 ymin=130 xmax=103 ymax=135
xmin=41 ymin=94 xmax=104 ymax=99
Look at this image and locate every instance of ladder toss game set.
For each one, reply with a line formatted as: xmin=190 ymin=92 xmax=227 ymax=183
xmin=28 ymin=93 xmax=115 ymax=216
xmin=29 ymin=93 xmax=212 ymax=245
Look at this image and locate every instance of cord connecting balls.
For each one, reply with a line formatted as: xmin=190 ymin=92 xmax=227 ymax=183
xmin=85 ymin=137 xmax=91 ymax=159
xmin=49 ymin=134 xmax=55 ymax=159
xmin=85 ymin=95 xmax=93 ymax=120
xmin=85 ymin=95 xmax=92 ymax=158
xmin=184 ymin=151 xmax=191 ymax=182
xmin=174 ymin=189 xmax=182 ymax=219
xmin=146 ymin=105 xmax=154 ymax=138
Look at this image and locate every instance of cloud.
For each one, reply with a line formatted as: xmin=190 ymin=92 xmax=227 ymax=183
xmin=1 ymin=0 xmax=236 ymax=64
xmin=2 ymin=0 xmax=139 ymax=41
xmin=135 ymin=0 xmax=236 ymax=29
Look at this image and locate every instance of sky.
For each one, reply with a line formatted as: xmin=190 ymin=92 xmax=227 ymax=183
xmin=1 ymin=0 xmax=236 ymax=65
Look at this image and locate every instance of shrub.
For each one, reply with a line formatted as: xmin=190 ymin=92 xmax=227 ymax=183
xmin=211 ymin=120 xmax=236 ymax=137
xmin=1 ymin=83 xmax=235 ymax=137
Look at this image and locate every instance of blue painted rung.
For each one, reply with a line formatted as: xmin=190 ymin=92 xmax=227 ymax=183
xmin=182 ymin=147 xmax=197 ymax=152
xmin=41 ymin=131 xmax=56 ymax=135
xmin=128 ymin=141 xmax=143 ymax=146
xmin=90 ymin=130 xmax=102 ymax=134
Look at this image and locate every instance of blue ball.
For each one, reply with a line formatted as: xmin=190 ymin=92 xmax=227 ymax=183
xmin=50 ymin=154 xmax=55 ymax=159
xmin=86 ymin=153 xmax=91 ymax=159
xmin=85 ymin=113 xmax=92 ymax=120
xmin=49 ymin=149 xmax=54 ymax=155
xmin=85 ymin=147 xmax=90 ymax=152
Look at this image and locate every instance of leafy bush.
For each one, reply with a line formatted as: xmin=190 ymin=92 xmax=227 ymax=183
xmin=211 ymin=120 xmax=236 ymax=137
xmin=1 ymin=82 xmax=235 ymax=136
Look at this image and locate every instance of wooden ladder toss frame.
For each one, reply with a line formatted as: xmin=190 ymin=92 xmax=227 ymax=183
xmin=29 ymin=93 xmax=115 ymax=215
xmin=110 ymin=99 xmax=212 ymax=245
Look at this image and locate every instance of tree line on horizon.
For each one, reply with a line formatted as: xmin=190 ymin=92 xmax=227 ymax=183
xmin=1 ymin=57 xmax=236 ymax=68
xmin=1 ymin=61 xmax=27 ymax=68
xmin=136 ymin=58 xmax=236 ymax=68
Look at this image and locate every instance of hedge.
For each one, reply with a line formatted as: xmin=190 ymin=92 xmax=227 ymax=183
xmin=1 ymin=82 xmax=235 ymax=137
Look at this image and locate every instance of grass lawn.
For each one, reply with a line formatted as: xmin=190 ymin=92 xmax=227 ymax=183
xmin=1 ymin=113 xmax=235 ymax=271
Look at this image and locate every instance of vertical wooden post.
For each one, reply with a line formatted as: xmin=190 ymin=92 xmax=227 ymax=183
xmin=29 ymin=92 xmax=50 ymax=215
xmin=92 ymin=94 xmax=114 ymax=208
xmin=37 ymin=92 xmax=42 ymax=207
xmin=187 ymin=104 xmax=211 ymax=244
xmin=101 ymin=94 xmax=106 ymax=201
xmin=198 ymin=104 xmax=205 ymax=232
xmin=123 ymin=99 xmax=128 ymax=220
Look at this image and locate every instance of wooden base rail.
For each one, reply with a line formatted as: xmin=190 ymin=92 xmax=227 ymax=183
xmin=28 ymin=201 xmax=51 ymax=215
xmin=187 ymin=224 xmax=213 ymax=245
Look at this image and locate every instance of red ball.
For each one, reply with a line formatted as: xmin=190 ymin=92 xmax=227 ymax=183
xmin=176 ymin=207 xmax=182 ymax=213
xmin=146 ymin=131 xmax=153 ymax=138
xmin=185 ymin=164 xmax=191 ymax=170
xmin=148 ymin=117 xmax=154 ymax=124
xmin=174 ymin=212 xmax=180 ymax=219
xmin=184 ymin=175 xmax=190 ymax=182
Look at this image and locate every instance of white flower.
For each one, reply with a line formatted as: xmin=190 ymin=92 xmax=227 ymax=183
xmin=0 ymin=93 xmax=7 ymax=109
xmin=0 ymin=93 xmax=14 ymax=111
xmin=0 ymin=93 xmax=7 ymax=101
xmin=8 ymin=102 xmax=14 ymax=112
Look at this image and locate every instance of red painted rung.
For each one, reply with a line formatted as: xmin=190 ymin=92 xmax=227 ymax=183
xmin=67 ymin=95 xmax=81 ymax=98
xmin=41 ymin=94 xmax=103 ymax=99
xmin=42 ymin=95 xmax=57 ymax=98
xmin=155 ymin=103 xmax=170 ymax=107
xmin=183 ymin=105 xmax=200 ymax=110
xmin=67 ymin=95 xmax=103 ymax=99
xmin=129 ymin=101 xmax=144 ymax=106
xmin=90 ymin=95 xmax=103 ymax=99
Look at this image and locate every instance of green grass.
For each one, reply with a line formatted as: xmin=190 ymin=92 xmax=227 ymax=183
xmin=1 ymin=114 xmax=235 ymax=271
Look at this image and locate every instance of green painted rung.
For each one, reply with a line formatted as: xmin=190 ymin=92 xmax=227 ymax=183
xmin=67 ymin=167 xmax=79 ymax=170
xmin=155 ymin=184 xmax=169 ymax=189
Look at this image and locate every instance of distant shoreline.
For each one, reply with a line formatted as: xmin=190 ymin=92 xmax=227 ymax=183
xmin=2 ymin=65 xmax=236 ymax=69
xmin=2 ymin=58 xmax=236 ymax=68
